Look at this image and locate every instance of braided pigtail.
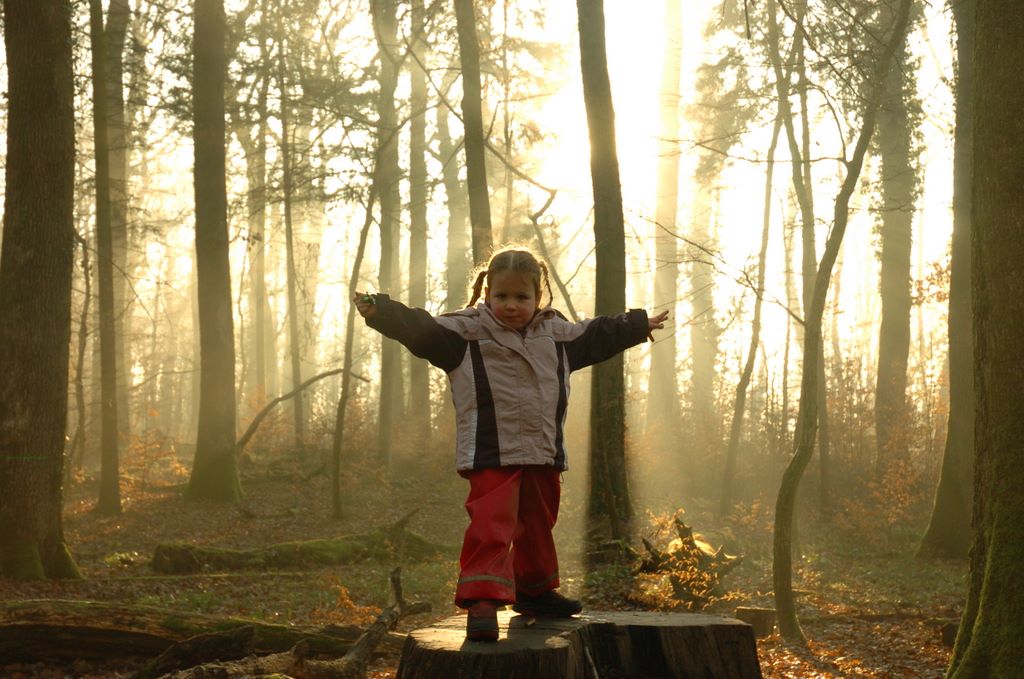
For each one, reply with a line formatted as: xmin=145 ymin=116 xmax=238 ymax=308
xmin=539 ymin=260 xmax=554 ymax=308
xmin=466 ymin=269 xmax=488 ymax=308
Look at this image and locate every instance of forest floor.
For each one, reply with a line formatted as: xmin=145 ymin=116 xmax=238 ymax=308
xmin=0 ymin=457 xmax=965 ymax=678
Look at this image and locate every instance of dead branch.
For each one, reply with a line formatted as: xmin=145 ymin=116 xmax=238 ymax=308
xmin=236 ymin=367 xmax=369 ymax=454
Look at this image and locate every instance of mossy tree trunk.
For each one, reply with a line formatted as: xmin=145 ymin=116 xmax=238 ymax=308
xmin=0 ymin=0 xmax=82 ymax=579
xmin=578 ymin=0 xmax=633 ymax=546
xmin=187 ymin=0 xmax=241 ymax=503
xmin=946 ymin=2 xmax=1024 ymax=675
xmin=919 ymin=0 xmax=973 ymax=560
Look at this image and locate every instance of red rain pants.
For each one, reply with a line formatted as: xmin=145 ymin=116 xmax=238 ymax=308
xmin=454 ymin=465 xmax=561 ymax=607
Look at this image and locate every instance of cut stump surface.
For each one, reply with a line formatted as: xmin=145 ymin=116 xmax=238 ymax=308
xmin=396 ymin=610 xmax=762 ymax=678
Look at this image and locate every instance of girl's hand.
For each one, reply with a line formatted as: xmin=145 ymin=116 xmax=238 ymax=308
xmin=647 ymin=309 xmax=669 ymax=342
xmin=353 ymin=291 xmax=377 ymax=319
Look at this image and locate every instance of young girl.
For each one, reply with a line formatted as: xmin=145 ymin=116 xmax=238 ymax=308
xmin=353 ymin=247 xmax=668 ymax=641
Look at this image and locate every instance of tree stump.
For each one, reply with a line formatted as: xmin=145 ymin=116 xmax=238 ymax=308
xmin=396 ymin=610 xmax=762 ymax=678
xmin=733 ymin=607 xmax=775 ymax=638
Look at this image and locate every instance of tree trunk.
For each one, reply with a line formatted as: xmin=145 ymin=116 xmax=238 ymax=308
xmin=454 ymin=0 xmax=492 ymax=265
xmin=578 ymin=0 xmax=633 ymax=547
xmin=646 ymin=0 xmax=682 ymax=433
xmin=946 ymin=3 xmax=1024 ymax=676
xmin=106 ymin=0 xmax=132 ymax=443
xmin=332 ymin=165 xmax=380 ymax=518
xmin=407 ymin=0 xmax=431 ymax=443
xmin=919 ymin=0 xmax=973 ymax=560
xmin=688 ymin=187 xmax=720 ymax=455
xmin=279 ymin=41 xmax=305 ymax=453
xmin=0 ymin=0 xmax=81 ymax=579
xmin=438 ymin=68 xmax=471 ymax=310
xmin=67 ymin=232 xmax=92 ymax=483
xmin=89 ymin=0 xmax=123 ymax=516
xmin=187 ymin=0 xmax=241 ymax=503
xmin=771 ymin=0 xmax=913 ymax=643
xmin=720 ymin=114 xmax=782 ymax=516
xmin=873 ymin=31 xmax=917 ymax=480
xmin=240 ymin=66 xmax=271 ymax=418
xmin=372 ymin=0 xmax=403 ymax=470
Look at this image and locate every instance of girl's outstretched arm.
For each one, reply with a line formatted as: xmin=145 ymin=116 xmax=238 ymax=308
xmin=561 ymin=309 xmax=650 ymax=371
xmin=352 ymin=292 xmax=466 ymax=372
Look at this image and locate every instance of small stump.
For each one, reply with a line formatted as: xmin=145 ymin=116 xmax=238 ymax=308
xmin=396 ymin=610 xmax=762 ymax=678
xmin=733 ymin=607 xmax=775 ymax=638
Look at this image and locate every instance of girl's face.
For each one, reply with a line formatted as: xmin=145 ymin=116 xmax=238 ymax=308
xmin=485 ymin=270 xmax=538 ymax=330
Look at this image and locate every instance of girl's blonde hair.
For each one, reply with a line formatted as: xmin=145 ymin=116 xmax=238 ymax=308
xmin=465 ymin=247 xmax=554 ymax=308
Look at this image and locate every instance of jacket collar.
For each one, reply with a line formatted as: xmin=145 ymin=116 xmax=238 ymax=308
xmin=475 ymin=302 xmax=557 ymax=335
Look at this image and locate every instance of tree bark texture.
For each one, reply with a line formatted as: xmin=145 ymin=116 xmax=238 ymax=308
xmin=454 ymin=0 xmax=493 ymax=265
xmin=577 ymin=0 xmax=633 ymax=545
xmin=919 ymin=0 xmax=973 ymax=560
xmin=947 ymin=2 xmax=1024 ymax=675
xmin=0 ymin=0 xmax=81 ymax=579
xmin=187 ymin=0 xmax=241 ymax=503
xmin=396 ymin=611 xmax=762 ymax=678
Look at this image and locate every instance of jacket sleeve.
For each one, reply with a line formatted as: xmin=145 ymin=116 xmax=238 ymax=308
xmin=564 ymin=309 xmax=650 ymax=372
xmin=364 ymin=294 xmax=467 ymax=372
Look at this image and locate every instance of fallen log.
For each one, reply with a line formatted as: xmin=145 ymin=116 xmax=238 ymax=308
xmin=396 ymin=610 xmax=762 ymax=678
xmin=0 ymin=599 xmax=403 ymax=663
xmin=152 ymin=515 xmax=450 ymax=574
xmin=157 ymin=568 xmax=430 ymax=679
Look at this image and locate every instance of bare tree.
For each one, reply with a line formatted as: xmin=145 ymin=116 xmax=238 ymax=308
xmin=371 ymin=0 xmax=403 ymax=469
xmin=919 ymin=0 xmax=973 ymax=559
xmin=578 ymin=0 xmax=633 ymax=546
xmin=454 ymin=0 xmax=492 ymax=264
xmin=771 ymin=0 xmax=913 ymax=643
xmin=89 ymin=0 xmax=122 ymax=515
xmin=186 ymin=0 xmax=241 ymax=502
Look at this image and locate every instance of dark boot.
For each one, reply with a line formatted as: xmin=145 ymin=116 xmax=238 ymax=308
xmin=465 ymin=600 xmax=501 ymax=641
xmin=512 ymin=590 xmax=582 ymax=617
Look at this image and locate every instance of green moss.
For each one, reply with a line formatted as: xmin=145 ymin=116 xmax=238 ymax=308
xmin=0 ymin=540 xmax=46 ymax=579
xmin=47 ymin=542 xmax=83 ymax=580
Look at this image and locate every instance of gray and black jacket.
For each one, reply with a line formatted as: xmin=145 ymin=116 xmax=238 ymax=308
xmin=365 ymin=295 xmax=650 ymax=472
